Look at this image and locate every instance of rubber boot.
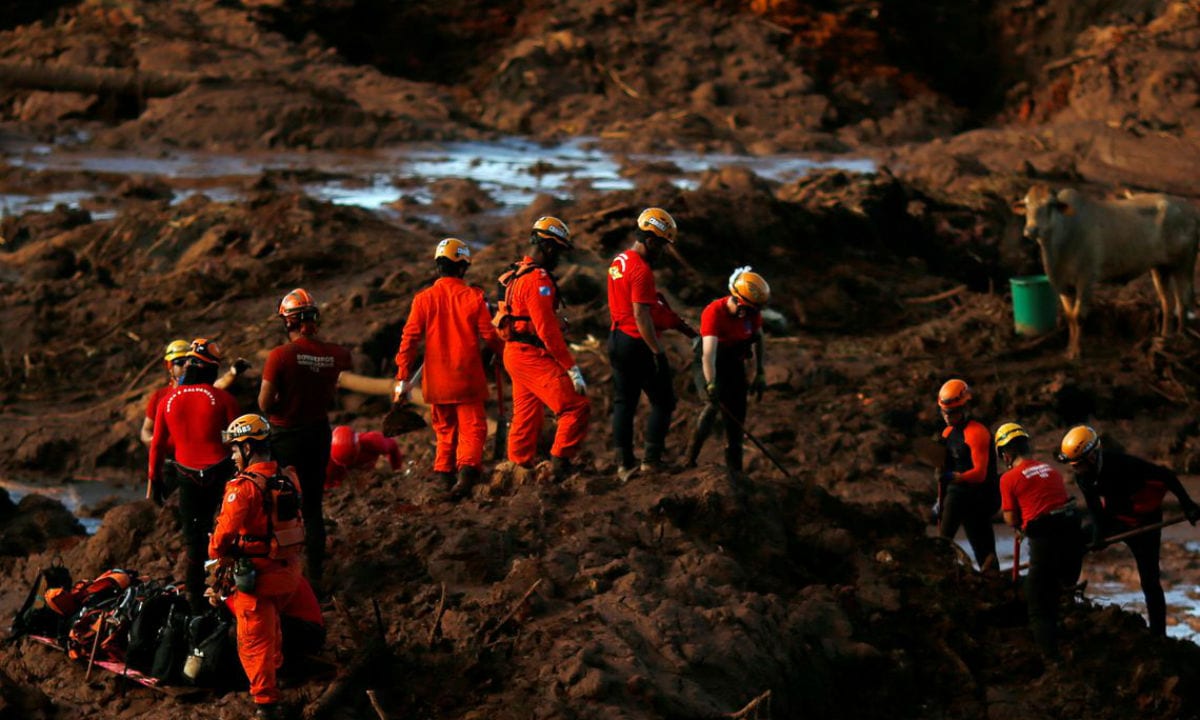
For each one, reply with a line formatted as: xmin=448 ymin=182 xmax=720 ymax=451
xmin=641 ymin=444 xmax=665 ymax=473
xmin=435 ymin=471 xmax=456 ymax=491
xmin=451 ymin=466 xmax=481 ymax=499
xmin=684 ymin=405 xmax=718 ymax=468
xmin=551 ymin=455 xmax=571 ymax=482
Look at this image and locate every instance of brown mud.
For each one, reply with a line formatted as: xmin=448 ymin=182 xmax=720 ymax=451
xmin=4 ymin=1 xmax=1200 ymax=719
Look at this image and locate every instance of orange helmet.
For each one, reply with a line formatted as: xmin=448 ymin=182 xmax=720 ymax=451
xmin=637 ymin=207 xmax=677 ymax=243
xmin=278 ymin=288 xmax=318 ymax=319
xmin=163 ymin=339 xmax=190 ymax=364
xmin=531 ymin=216 xmax=573 ymax=249
xmin=1059 ymin=425 xmax=1101 ymax=464
xmin=187 ymin=338 xmax=223 ymax=366
xmin=729 ymin=266 xmax=770 ymax=308
xmin=222 ymin=414 xmax=271 ymax=446
xmin=330 ymin=425 xmax=359 ymax=467
xmin=937 ymin=379 xmax=971 ymax=410
xmin=434 ymin=238 xmax=472 ymax=264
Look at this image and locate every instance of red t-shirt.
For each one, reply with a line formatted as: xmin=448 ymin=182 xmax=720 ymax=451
xmin=144 ymin=384 xmax=175 ymax=453
xmin=1000 ymin=458 xmax=1069 ymax=529
xmin=263 ymin=335 xmax=352 ymax=427
xmin=149 ymin=383 xmax=240 ymax=480
xmin=607 ymin=249 xmax=657 ymax=338
xmin=700 ymin=296 xmax=763 ymax=349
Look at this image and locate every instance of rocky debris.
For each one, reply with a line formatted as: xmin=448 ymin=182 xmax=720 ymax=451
xmin=0 ymin=491 xmax=85 ymax=557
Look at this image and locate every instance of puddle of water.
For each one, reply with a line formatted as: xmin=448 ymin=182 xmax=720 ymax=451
xmin=1 ymin=136 xmax=876 ymax=225
xmin=0 ymin=478 xmax=143 ymax=535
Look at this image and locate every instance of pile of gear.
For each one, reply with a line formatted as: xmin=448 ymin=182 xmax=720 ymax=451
xmin=9 ymin=564 xmax=241 ymax=688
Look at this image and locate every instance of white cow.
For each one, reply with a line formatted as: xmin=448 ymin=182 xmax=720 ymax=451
xmin=1014 ymin=184 xmax=1199 ymax=360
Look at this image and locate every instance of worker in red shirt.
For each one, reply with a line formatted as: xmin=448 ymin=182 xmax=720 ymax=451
xmin=259 ymin=288 xmax=352 ymax=589
xmin=995 ymin=423 xmax=1082 ymax=664
xmin=210 ymin=414 xmax=303 ymax=720
xmin=148 ymin=338 xmax=241 ymax=611
xmin=497 ymin=217 xmax=590 ymax=480
xmin=607 ymin=207 xmax=685 ymax=482
xmin=142 ymin=340 xmax=248 ymax=447
xmin=934 ymin=379 xmax=998 ymax=571
xmin=394 ymin=238 xmax=504 ymax=498
xmin=684 ymin=267 xmax=769 ymax=480
xmin=326 ymin=425 xmax=403 ymax=489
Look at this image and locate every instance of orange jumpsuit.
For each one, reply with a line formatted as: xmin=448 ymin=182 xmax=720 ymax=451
xmin=501 ymin=257 xmax=591 ymax=465
xmin=208 ymin=460 xmax=302 ymax=708
xmin=395 ymin=277 xmax=503 ymax=473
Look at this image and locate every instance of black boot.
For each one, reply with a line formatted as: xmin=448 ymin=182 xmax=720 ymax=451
xmin=435 ymin=471 xmax=456 ymax=491
xmin=451 ymin=466 xmax=481 ymax=499
xmin=551 ymin=455 xmax=571 ymax=482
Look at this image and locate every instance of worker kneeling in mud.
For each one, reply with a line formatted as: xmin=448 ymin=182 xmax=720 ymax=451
xmin=684 ymin=266 xmax=768 ymax=482
xmin=995 ymin=423 xmax=1082 ymax=665
xmin=1059 ymin=425 xmax=1200 ymax=636
xmin=326 ymin=425 xmax=403 ymax=490
xmin=933 ymin=379 xmax=999 ymax=571
xmin=210 ymin=414 xmax=306 ymax=720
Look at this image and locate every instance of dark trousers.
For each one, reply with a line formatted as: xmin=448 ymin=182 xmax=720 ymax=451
xmin=938 ymin=482 xmax=997 ymax=569
xmin=176 ymin=457 xmax=235 ymax=611
xmin=1025 ymin=512 xmax=1084 ymax=658
xmin=608 ymin=330 xmax=676 ymax=468
xmin=272 ymin=423 xmax=332 ymax=586
xmin=1124 ymin=521 xmax=1165 ymax=635
xmin=687 ymin=354 xmax=748 ymax=472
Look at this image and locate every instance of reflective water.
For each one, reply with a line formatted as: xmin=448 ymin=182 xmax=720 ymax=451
xmin=0 ymin=478 xmax=144 ymax=535
xmin=0 ymin=137 xmax=875 ymax=222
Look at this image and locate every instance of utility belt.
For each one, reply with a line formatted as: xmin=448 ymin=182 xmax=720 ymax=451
xmin=507 ymin=328 xmax=545 ymax=349
xmin=1025 ymin=501 xmax=1080 ymax=538
xmin=172 ymin=457 xmax=235 ymax=488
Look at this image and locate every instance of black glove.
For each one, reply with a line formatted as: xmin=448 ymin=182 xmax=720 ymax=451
xmin=232 ymin=358 xmax=251 ymax=375
xmin=705 ymin=381 xmax=719 ymax=404
xmin=653 ymin=353 xmax=671 ymax=383
xmin=1184 ymin=500 xmax=1200 ymax=526
xmin=750 ymin=373 xmax=766 ymax=402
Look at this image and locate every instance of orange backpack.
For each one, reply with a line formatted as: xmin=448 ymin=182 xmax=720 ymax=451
xmin=242 ymin=468 xmax=305 ymax=561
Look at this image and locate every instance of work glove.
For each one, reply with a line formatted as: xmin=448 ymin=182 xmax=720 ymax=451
xmin=653 ymin=353 xmax=671 ymax=383
xmin=1184 ymin=500 xmax=1200 ymax=526
xmin=930 ymin=500 xmax=942 ymax=525
xmin=232 ymin=358 xmax=251 ymax=376
xmin=567 ymin=365 xmax=587 ymax=395
xmin=750 ymin=373 xmax=766 ymax=401
xmin=393 ymin=379 xmax=410 ymax=404
xmin=705 ymin=381 xmax=719 ymax=404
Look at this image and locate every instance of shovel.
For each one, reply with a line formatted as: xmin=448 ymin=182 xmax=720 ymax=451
xmin=382 ymin=365 xmax=427 ymax=436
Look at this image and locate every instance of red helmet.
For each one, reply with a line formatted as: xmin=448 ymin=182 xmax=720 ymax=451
xmin=330 ymin=425 xmax=359 ymax=467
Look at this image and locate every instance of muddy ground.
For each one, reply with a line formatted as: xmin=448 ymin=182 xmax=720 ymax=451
xmin=4 ymin=1 xmax=1200 ymax=719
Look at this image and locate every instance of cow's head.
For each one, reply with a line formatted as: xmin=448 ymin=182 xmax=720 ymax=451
xmin=1014 ymin=184 xmax=1073 ymax=243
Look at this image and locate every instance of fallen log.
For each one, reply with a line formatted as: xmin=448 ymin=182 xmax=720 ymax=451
xmin=0 ymin=61 xmax=211 ymax=98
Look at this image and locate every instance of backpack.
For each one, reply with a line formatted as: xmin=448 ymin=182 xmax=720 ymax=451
xmin=492 ymin=262 xmax=548 ymax=345
xmin=182 ymin=608 xmax=240 ymax=687
xmin=244 ymin=468 xmax=305 ymax=560
xmin=124 ymin=583 xmax=189 ymax=673
xmin=46 ymin=568 xmax=137 ymax=619
xmin=148 ymin=603 xmax=191 ymax=682
xmin=7 ymin=563 xmax=73 ymax=644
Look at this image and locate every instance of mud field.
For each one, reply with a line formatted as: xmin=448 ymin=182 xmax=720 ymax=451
xmin=4 ymin=1 xmax=1200 ymax=719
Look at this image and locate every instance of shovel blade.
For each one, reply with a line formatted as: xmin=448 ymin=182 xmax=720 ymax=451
xmin=383 ymin=404 xmax=427 ymax=436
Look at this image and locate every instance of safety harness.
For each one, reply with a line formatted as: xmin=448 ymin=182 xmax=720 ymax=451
xmin=236 ymin=469 xmax=305 ymax=561
xmin=493 ymin=261 xmax=557 ymax=349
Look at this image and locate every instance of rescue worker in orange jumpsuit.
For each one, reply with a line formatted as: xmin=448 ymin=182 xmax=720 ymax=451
xmin=326 ymin=425 xmax=403 ymax=489
xmin=497 ymin=217 xmax=590 ymax=480
xmin=934 ymin=379 xmax=998 ymax=571
xmin=259 ymin=288 xmax=352 ymax=589
xmin=1059 ymin=425 xmax=1200 ymax=635
xmin=148 ymin=338 xmax=241 ymax=611
xmin=685 ymin=267 xmax=769 ymax=480
xmin=394 ymin=238 xmax=503 ymax=497
xmin=607 ymin=207 xmax=685 ymax=481
xmin=995 ymin=423 xmax=1083 ymax=664
xmin=210 ymin=414 xmax=303 ymax=720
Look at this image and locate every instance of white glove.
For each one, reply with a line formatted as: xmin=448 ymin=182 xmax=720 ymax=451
xmin=567 ymin=365 xmax=587 ymax=395
xmin=393 ymin=379 xmax=410 ymax=403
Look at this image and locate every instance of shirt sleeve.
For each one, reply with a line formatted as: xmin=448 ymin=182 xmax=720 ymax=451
xmin=960 ymin=422 xmax=992 ymax=484
xmin=700 ymin=302 xmax=720 ymax=338
xmin=148 ymin=397 xmax=170 ymax=483
xmin=522 ymin=271 xmax=575 ymax=370
xmin=394 ymin=295 xmax=426 ymax=381
xmin=144 ymin=388 xmax=161 ymax=421
xmin=209 ymin=481 xmax=254 ymax=559
xmin=999 ymin=472 xmax=1016 ymax=513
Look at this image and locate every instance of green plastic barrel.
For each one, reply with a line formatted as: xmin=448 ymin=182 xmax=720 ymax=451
xmin=1009 ymin=275 xmax=1057 ymax=336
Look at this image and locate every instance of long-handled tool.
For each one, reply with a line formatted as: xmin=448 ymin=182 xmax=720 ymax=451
xmin=1097 ymin=515 xmax=1186 ymax=546
xmin=716 ymin=401 xmax=794 ymax=480
xmin=381 ymin=365 xmax=427 ymax=436
xmin=1011 ymin=533 xmax=1022 ymax=582
xmin=492 ymin=362 xmax=508 ymax=462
